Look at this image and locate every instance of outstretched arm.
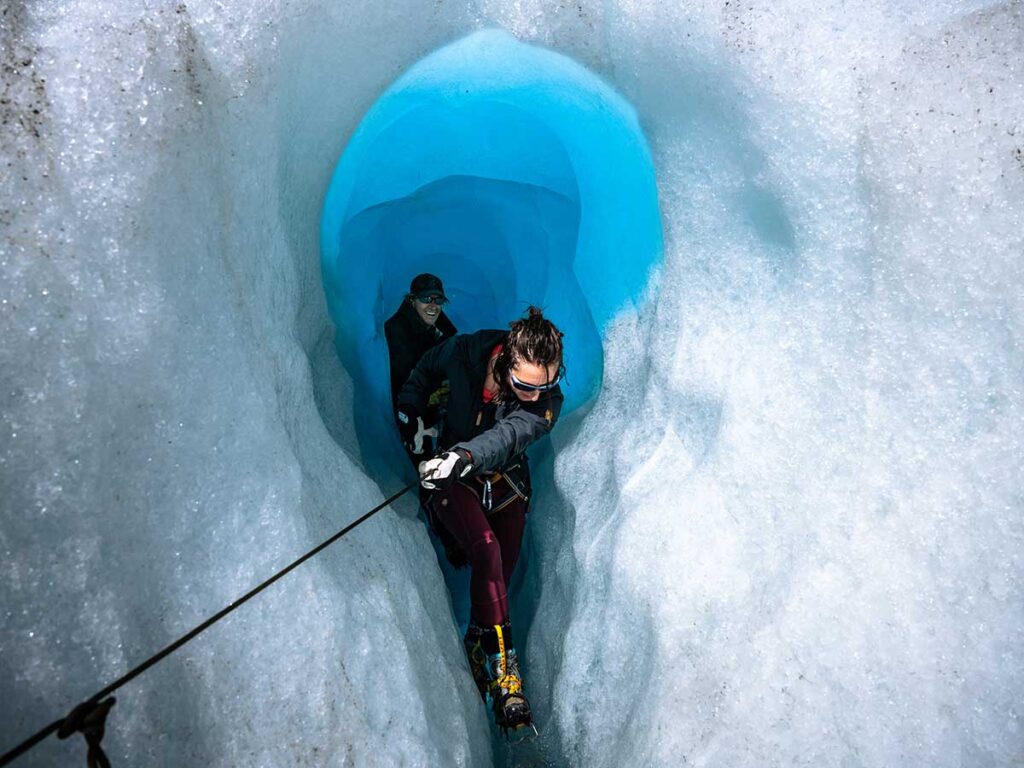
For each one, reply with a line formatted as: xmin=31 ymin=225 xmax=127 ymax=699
xmin=454 ymin=393 xmax=562 ymax=473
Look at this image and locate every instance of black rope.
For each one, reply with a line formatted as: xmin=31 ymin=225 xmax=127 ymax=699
xmin=0 ymin=481 xmax=416 ymax=767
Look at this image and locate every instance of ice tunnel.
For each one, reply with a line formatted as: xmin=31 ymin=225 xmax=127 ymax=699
xmin=320 ymin=30 xmax=663 ymax=467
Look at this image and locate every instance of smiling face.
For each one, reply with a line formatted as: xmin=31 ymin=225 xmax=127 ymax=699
xmin=411 ymin=296 xmax=442 ymax=326
xmin=508 ymin=359 xmax=561 ymax=402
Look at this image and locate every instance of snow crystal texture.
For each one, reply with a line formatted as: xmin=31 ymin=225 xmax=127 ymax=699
xmin=2 ymin=1 xmax=1022 ymax=767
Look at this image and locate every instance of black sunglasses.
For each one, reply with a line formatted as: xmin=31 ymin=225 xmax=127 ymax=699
xmin=415 ymin=294 xmax=448 ymax=306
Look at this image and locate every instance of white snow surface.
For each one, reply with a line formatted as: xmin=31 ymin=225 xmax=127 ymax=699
xmin=2 ymin=1 xmax=1022 ymax=767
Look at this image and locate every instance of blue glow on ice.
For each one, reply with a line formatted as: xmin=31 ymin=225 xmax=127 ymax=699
xmin=320 ymin=29 xmax=662 ymax=465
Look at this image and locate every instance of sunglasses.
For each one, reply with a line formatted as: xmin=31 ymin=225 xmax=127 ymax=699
xmin=510 ymin=365 xmax=563 ymax=393
xmin=415 ymin=295 xmax=448 ymax=306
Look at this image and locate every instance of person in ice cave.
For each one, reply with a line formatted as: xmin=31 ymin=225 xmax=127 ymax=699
xmin=386 ymin=272 xmax=458 ymax=463
xmin=396 ymin=306 xmax=564 ymax=735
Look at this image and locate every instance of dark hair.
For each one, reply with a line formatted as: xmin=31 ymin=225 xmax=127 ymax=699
xmin=492 ymin=306 xmax=564 ymax=402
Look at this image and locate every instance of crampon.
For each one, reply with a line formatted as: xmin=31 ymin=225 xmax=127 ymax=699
xmin=494 ymin=694 xmax=537 ymax=741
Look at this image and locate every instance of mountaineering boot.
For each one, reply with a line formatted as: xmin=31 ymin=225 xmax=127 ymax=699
xmin=463 ymin=622 xmax=490 ymax=701
xmin=485 ymin=623 xmax=534 ymax=738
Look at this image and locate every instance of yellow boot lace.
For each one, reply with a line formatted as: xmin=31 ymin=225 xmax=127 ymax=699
xmin=489 ymin=624 xmax=523 ymax=696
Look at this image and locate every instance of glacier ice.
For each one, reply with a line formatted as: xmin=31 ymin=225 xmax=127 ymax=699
xmin=2 ymin=1 xmax=1023 ymax=767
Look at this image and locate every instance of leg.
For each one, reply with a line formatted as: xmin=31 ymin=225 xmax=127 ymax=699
xmin=488 ymin=498 xmax=527 ymax=587
xmin=407 ymin=448 xmax=467 ymax=568
xmin=434 ymin=482 xmax=508 ymax=626
xmin=443 ymin=493 xmax=533 ymax=733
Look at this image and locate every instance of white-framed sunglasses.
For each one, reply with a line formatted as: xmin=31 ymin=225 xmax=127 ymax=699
xmin=510 ymin=365 xmax=563 ymax=393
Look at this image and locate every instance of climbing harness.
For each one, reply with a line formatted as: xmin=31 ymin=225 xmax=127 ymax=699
xmin=460 ymin=459 xmax=530 ymax=515
xmin=0 ymin=481 xmax=416 ymax=767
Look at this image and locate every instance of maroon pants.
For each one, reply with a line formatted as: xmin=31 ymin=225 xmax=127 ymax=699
xmin=434 ymin=482 xmax=526 ymax=626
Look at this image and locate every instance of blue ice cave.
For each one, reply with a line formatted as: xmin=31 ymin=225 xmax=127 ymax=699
xmin=320 ymin=30 xmax=663 ymax=466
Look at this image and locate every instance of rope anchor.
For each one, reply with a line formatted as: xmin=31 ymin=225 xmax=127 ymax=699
xmin=57 ymin=698 xmax=116 ymax=768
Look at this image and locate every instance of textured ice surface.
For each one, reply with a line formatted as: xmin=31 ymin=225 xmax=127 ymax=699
xmin=2 ymin=2 xmax=1023 ymax=768
xmin=1 ymin=2 xmax=491 ymax=766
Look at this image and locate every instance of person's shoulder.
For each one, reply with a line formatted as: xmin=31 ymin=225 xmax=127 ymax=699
xmin=384 ymin=303 xmax=404 ymax=330
xmin=438 ymin=313 xmax=457 ymax=337
xmin=385 ymin=301 xmax=417 ymax=335
xmin=524 ymin=387 xmax=564 ymax=410
xmin=443 ymin=329 xmax=501 ymax=370
xmin=520 ymin=388 xmax=563 ymax=427
xmin=461 ymin=328 xmax=508 ymax=352
xmin=427 ymin=331 xmax=460 ymax=360
xmin=451 ymin=329 xmax=501 ymax=366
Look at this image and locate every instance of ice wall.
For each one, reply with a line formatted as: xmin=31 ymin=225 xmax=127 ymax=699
xmin=522 ymin=2 xmax=1024 ymax=766
xmin=2 ymin=1 xmax=1022 ymax=768
xmin=1 ymin=2 xmax=493 ymax=766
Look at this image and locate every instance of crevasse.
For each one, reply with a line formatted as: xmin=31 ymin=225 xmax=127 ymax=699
xmin=2 ymin=2 xmax=1021 ymax=767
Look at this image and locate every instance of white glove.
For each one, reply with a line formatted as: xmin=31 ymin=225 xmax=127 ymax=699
xmin=418 ymin=449 xmax=473 ymax=490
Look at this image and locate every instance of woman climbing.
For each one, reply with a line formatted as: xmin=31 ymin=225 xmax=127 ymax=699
xmin=396 ymin=306 xmax=564 ymax=736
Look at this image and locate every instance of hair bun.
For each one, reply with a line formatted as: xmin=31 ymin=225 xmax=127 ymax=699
xmin=527 ymin=305 xmax=544 ymax=319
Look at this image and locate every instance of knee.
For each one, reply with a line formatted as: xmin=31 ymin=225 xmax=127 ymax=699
xmin=468 ymin=531 xmax=503 ymax=577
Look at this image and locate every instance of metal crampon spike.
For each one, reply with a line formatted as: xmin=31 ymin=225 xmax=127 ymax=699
xmin=501 ymin=721 xmax=538 ymax=743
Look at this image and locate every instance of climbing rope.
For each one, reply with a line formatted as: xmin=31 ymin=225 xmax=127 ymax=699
xmin=0 ymin=480 xmax=416 ymax=767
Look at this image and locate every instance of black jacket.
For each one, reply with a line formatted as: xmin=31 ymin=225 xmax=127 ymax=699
xmin=398 ymin=329 xmax=563 ymax=475
xmin=384 ymin=300 xmax=457 ymax=411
